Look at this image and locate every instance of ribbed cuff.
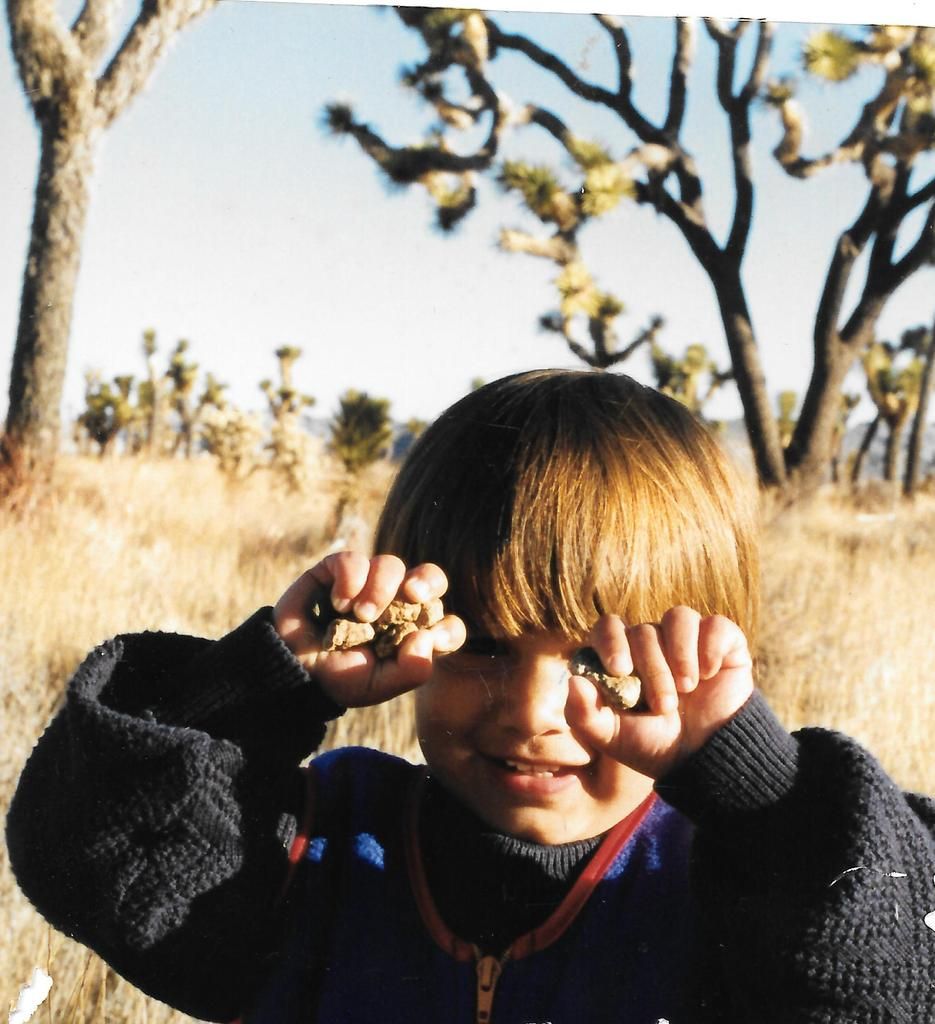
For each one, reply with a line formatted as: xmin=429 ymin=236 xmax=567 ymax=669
xmin=654 ymin=690 xmax=800 ymax=823
xmin=174 ymin=608 xmax=342 ymax=722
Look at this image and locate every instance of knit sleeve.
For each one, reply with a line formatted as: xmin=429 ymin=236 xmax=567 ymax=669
xmin=6 ymin=608 xmax=343 ymax=1023
xmin=656 ymin=690 xmax=935 ymax=1023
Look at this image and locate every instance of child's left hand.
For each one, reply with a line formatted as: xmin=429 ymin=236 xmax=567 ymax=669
xmin=566 ymin=607 xmax=754 ymax=780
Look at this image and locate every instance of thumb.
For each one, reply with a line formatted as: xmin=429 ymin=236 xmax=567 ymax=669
xmin=566 ymin=675 xmax=684 ymax=780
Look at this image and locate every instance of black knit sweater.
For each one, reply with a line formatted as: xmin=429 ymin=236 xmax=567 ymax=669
xmin=7 ymin=608 xmax=935 ymax=1023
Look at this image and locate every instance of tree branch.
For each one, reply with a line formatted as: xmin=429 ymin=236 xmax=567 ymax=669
xmin=328 ymin=98 xmax=504 ymax=182
xmin=70 ymin=0 xmax=118 ymax=65
xmin=607 ymin=314 xmax=665 ymax=367
xmin=813 ymin=187 xmax=885 ymax=350
xmin=900 ymin=173 xmax=935 ymax=215
xmin=663 ymin=18 xmax=693 ymax=137
xmin=499 ymin=228 xmax=576 ymax=264
xmin=486 ymin=20 xmax=620 ymax=112
xmin=739 ymin=19 xmax=773 ymax=103
xmin=633 ymin=179 xmax=720 ymax=270
xmin=772 ymin=66 xmax=907 ymax=180
xmin=7 ymin=0 xmax=86 ymax=116
xmin=886 ymin=201 xmax=935 ymax=293
xmin=594 ymin=13 xmax=633 ymax=103
xmin=95 ymin=0 xmax=217 ymax=129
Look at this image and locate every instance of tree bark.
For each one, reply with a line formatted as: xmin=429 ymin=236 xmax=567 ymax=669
xmin=903 ymin=315 xmax=935 ymax=498
xmin=851 ymin=413 xmax=880 ymax=485
xmin=884 ymin=420 xmax=905 ymax=483
xmin=784 ymin=337 xmax=861 ymax=496
xmin=710 ymin=266 xmax=786 ymax=487
xmin=6 ymin=114 xmax=96 ymax=462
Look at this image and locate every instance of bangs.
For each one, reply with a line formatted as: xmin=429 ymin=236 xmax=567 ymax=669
xmin=375 ymin=370 xmax=759 ymax=647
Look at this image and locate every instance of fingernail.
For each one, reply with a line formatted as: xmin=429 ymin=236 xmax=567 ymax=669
xmin=678 ymin=676 xmax=696 ymax=693
xmin=332 ymin=596 xmax=352 ymax=614
xmin=660 ymin=694 xmax=679 ymax=714
xmin=409 ymin=579 xmax=430 ymax=601
xmin=355 ymin=601 xmax=377 ymax=621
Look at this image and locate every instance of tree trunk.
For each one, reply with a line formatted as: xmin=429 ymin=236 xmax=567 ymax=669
xmin=784 ymin=325 xmax=866 ymax=498
xmin=883 ymin=420 xmax=904 ymax=483
xmin=903 ymin=316 xmax=935 ymax=498
xmin=5 ymin=115 xmax=96 ymax=463
xmin=711 ymin=268 xmax=786 ymax=488
xmin=851 ymin=413 xmax=880 ymax=485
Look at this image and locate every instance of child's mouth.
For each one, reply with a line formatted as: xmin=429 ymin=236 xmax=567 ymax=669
xmin=502 ymin=760 xmax=567 ymax=777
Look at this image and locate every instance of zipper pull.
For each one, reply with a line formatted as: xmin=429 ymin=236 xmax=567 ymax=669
xmin=475 ymin=954 xmax=503 ymax=1024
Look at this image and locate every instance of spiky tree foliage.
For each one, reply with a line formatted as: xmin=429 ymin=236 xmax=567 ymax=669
xmin=328 ymin=389 xmax=394 ymax=542
xmin=76 ymin=370 xmax=139 ymax=456
xmin=329 ymin=390 xmax=393 ymax=476
xmin=650 ymin=340 xmax=731 ymax=419
xmin=200 ymin=389 xmax=264 ymax=480
xmin=327 ymin=14 xmax=935 ymax=498
xmin=4 ymin=0 xmax=217 ymax=467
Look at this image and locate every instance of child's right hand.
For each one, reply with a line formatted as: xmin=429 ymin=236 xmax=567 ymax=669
xmin=273 ymin=552 xmax=466 ymax=708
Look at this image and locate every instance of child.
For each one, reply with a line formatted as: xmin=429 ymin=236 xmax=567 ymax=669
xmin=7 ymin=369 xmax=935 ymax=1023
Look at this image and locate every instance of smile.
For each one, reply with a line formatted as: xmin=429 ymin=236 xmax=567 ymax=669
xmin=503 ymin=760 xmax=569 ymax=776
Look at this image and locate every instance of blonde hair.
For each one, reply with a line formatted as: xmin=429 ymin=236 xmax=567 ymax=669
xmin=375 ymin=370 xmax=759 ymax=650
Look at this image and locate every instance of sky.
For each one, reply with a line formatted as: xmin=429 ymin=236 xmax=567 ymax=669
xmin=1 ymin=0 xmax=934 ymax=430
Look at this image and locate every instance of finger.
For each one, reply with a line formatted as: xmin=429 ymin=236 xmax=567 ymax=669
xmin=428 ymin=614 xmax=466 ymax=654
xmin=354 ymin=555 xmax=407 ymax=622
xmin=400 ymin=562 xmax=449 ymax=604
xmin=626 ymin=623 xmax=678 ymax=715
xmin=589 ymin=614 xmax=633 ymax=678
xmin=660 ymin=606 xmax=701 ymax=694
xmin=698 ymin=615 xmax=751 ymax=679
xmin=312 ymin=551 xmax=372 ymax=614
xmin=566 ymin=674 xmax=621 ymax=749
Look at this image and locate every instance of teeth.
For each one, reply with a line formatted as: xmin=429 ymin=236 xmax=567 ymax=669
xmin=504 ymin=760 xmax=563 ymax=776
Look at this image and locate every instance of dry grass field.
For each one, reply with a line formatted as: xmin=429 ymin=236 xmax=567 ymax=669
xmin=2 ymin=456 xmax=933 ymax=1022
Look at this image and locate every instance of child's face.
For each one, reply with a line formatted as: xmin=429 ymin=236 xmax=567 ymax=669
xmin=416 ymin=631 xmax=653 ymax=844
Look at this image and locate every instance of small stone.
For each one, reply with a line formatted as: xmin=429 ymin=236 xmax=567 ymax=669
xmin=376 ymin=601 xmax=423 ymax=627
xmin=320 ymin=597 xmax=445 ymax=660
xmin=569 ymin=647 xmax=642 ymax=710
xmin=323 ymin=619 xmax=376 ymax=651
xmin=416 ymin=598 xmax=444 ymax=629
xmin=374 ymin=621 xmax=418 ymax=659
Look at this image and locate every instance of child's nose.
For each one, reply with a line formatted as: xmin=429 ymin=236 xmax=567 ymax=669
xmin=496 ymin=655 xmax=570 ymax=736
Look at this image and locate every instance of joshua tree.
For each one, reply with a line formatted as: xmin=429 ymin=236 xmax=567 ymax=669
xmin=166 ymin=340 xmax=199 ymax=457
xmin=261 ymin=346 xmax=316 ymax=492
xmin=326 ymin=15 xmax=935 ymax=499
xmin=856 ymin=339 xmax=924 ymax=484
xmin=135 ymin=329 xmax=172 ymax=455
xmin=649 ymin=340 xmax=731 ymax=419
xmin=329 ymin=390 xmax=393 ymax=476
xmin=901 ymin=318 xmax=935 ymax=497
xmin=328 ymin=389 xmax=393 ymax=539
xmin=4 ymin=0 xmax=217 ymax=467
xmin=76 ymin=371 xmax=138 ymax=456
